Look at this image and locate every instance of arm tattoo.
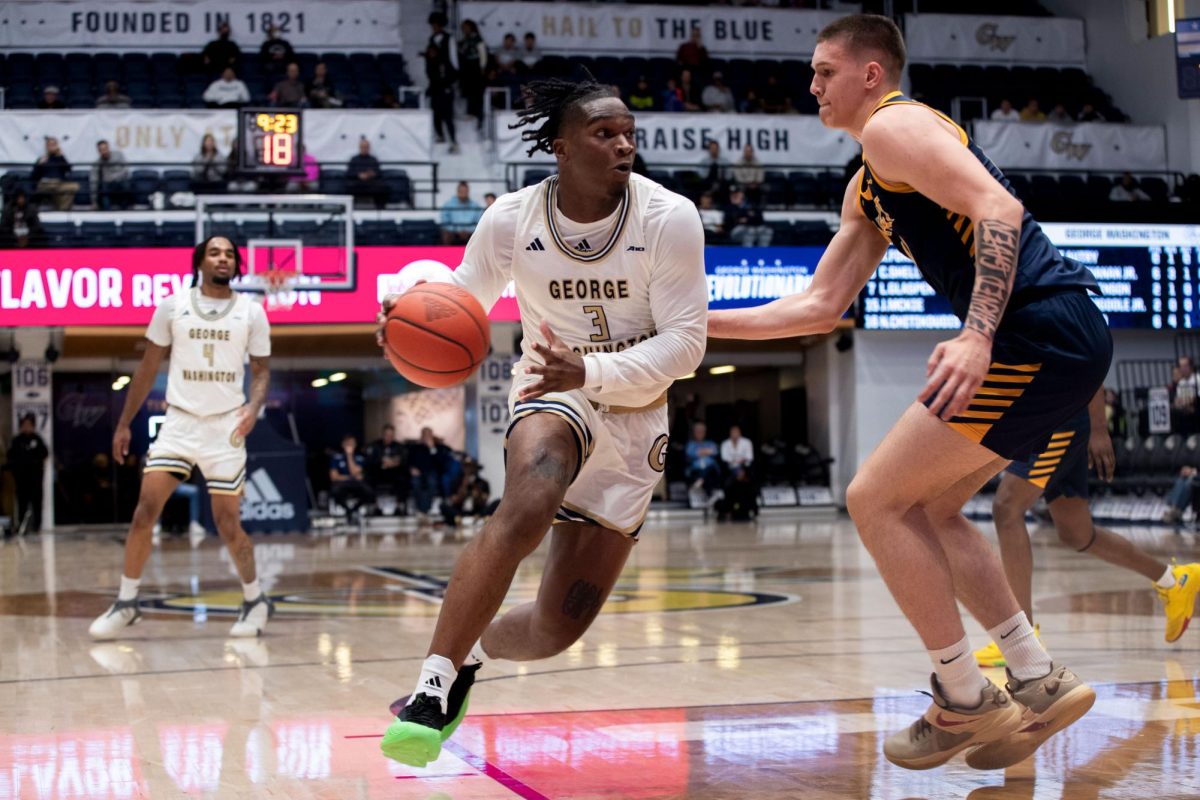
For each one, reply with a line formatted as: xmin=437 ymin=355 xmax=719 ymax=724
xmin=247 ymin=358 xmax=270 ymax=413
xmin=964 ymin=219 xmax=1020 ymax=339
xmin=561 ymin=579 xmax=603 ymax=620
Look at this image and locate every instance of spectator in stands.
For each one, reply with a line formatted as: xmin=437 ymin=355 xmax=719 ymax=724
xmin=740 ymin=88 xmax=764 ymax=114
xmin=1163 ymin=464 xmax=1200 ymax=524
xmin=1019 ymin=98 xmax=1046 ymax=123
xmin=697 ymin=192 xmax=726 ymax=242
xmin=307 ymin=62 xmax=342 ymax=108
xmin=483 ymin=192 xmax=497 ymax=208
xmin=699 ymin=140 xmax=729 ymax=196
xmin=347 ymin=137 xmax=389 ymax=210
xmin=91 ymin=140 xmax=132 ymax=210
xmin=725 ymin=186 xmax=772 ymax=247
xmin=660 ymin=77 xmax=684 ymax=112
xmin=1104 ymin=388 xmax=1127 ymax=438
xmin=678 ymin=69 xmax=702 ymax=111
xmin=702 ymin=71 xmax=736 ymax=113
xmin=367 ymin=424 xmax=409 ymax=515
xmin=224 ymin=137 xmax=257 ymax=192
xmin=760 ymin=75 xmax=787 ymax=114
xmin=1077 ymin=102 xmax=1106 ymax=122
xmin=732 ymin=144 xmax=765 ymax=204
xmin=95 ymin=81 xmax=132 ymax=109
xmin=440 ymin=181 xmax=484 ymax=245
xmin=459 ymin=19 xmax=488 ymax=126
xmin=270 ymin=62 xmax=307 ymax=107
xmin=1110 ymin=172 xmax=1150 ymax=202
xmin=203 ymin=67 xmax=250 ymax=108
xmin=718 ymin=424 xmax=757 ymax=522
xmin=191 ymin=133 xmax=226 ymax=193
xmin=0 ymin=189 xmax=44 ymax=248
xmin=519 ymin=32 xmax=542 ymax=70
xmin=720 ymin=425 xmax=754 ymax=475
xmin=495 ymin=33 xmax=521 ymax=75
xmin=628 ymin=77 xmax=655 ymax=111
xmin=7 ymin=414 xmax=48 ymax=533
xmin=201 ymin=21 xmax=241 ymax=76
xmin=329 ymin=433 xmax=375 ymax=518
xmin=990 ymin=98 xmax=1020 ymax=122
xmin=287 ymin=146 xmax=319 ymax=193
xmin=424 ymin=43 xmax=459 ymax=154
xmin=1047 ymin=102 xmax=1072 ymax=124
xmin=676 ymin=27 xmax=709 ymax=74
xmin=31 ymin=137 xmax=78 ymax=211
xmin=409 ymin=426 xmax=445 ymax=520
xmin=686 ymin=422 xmax=722 ymax=495
xmin=376 ymin=89 xmax=402 ymax=109
xmin=428 ymin=12 xmax=457 ymax=72
xmin=441 ymin=455 xmax=490 ymax=528
xmin=259 ymin=25 xmax=296 ymax=81
xmin=37 ymin=86 xmax=65 ymax=110
xmin=1173 ymin=356 xmax=1199 ymax=434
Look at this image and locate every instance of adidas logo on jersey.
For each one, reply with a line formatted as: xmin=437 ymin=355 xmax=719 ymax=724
xmin=525 ymin=237 xmax=546 ymax=251
xmin=575 ymin=239 xmax=593 ymax=253
xmin=241 ymin=468 xmax=295 ymax=521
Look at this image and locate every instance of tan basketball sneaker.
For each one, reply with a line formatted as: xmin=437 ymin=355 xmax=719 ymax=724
xmin=884 ymin=675 xmax=1024 ymax=770
xmin=966 ymin=663 xmax=1096 ymax=770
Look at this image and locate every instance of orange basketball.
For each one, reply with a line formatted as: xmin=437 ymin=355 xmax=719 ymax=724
xmin=383 ymin=282 xmax=491 ymax=388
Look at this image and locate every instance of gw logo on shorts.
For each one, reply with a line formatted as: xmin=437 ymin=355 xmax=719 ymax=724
xmin=241 ymin=468 xmax=296 ymax=521
xmin=975 ymin=23 xmax=1017 ymax=51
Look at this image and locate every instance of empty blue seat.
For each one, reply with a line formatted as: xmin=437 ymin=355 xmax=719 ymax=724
xmin=120 ymin=222 xmax=157 ymax=246
xmin=130 ymin=169 xmax=161 ymax=205
xmin=382 ymin=170 xmax=412 ymax=207
xmin=81 ymin=221 xmax=119 ymax=244
xmin=162 ymin=170 xmax=191 ymax=194
xmin=399 ymin=219 xmax=440 ymax=245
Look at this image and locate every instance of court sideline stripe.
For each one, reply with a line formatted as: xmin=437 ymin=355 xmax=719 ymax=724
xmin=443 ymin=740 xmax=552 ymax=800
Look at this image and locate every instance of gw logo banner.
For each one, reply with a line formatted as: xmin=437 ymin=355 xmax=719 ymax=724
xmin=975 ymin=23 xmax=1017 ymax=51
xmin=1050 ymin=131 xmax=1093 ymax=161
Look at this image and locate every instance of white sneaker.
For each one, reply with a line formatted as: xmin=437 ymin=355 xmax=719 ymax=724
xmin=188 ymin=521 xmax=206 ymax=548
xmin=88 ymin=599 xmax=142 ymax=640
xmin=229 ymin=594 xmax=275 ymax=638
xmin=151 ymin=523 xmax=162 ymax=547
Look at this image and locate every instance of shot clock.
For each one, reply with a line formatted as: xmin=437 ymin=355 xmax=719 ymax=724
xmin=238 ymin=109 xmax=303 ymax=173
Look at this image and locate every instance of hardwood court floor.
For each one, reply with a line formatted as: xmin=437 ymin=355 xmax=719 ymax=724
xmin=1 ymin=515 xmax=1198 ymax=799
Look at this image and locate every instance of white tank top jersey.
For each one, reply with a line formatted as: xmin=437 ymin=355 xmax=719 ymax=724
xmin=145 ymin=288 xmax=271 ymax=417
xmin=452 ymin=173 xmax=708 ymax=409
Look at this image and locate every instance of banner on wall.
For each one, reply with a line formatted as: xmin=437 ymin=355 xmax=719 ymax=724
xmin=497 ymin=111 xmax=859 ymax=166
xmin=971 ymin=121 xmax=1167 ymax=172
xmin=904 ymin=13 xmax=1086 ymax=65
xmin=0 ymin=110 xmax=432 ymax=166
xmin=460 ymin=1 xmax=839 ymax=59
xmin=0 ymin=0 xmax=401 ymax=50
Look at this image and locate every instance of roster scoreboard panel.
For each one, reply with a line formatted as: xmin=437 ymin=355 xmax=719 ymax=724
xmin=857 ymin=223 xmax=1200 ymax=331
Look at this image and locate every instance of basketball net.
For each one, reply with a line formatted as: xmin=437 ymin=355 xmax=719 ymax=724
xmin=261 ymin=268 xmax=298 ymax=312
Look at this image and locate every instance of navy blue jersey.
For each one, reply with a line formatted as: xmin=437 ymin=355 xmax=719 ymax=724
xmin=858 ymin=91 xmax=1098 ymax=322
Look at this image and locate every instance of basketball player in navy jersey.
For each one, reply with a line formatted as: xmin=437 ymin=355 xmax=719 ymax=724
xmin=709 ymin=15 xmax=1110 ymax=770
xmin=377 ymin=77 xmax=707 ymax=766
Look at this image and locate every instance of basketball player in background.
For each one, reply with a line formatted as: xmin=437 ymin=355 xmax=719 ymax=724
xmin=377 ymin=76 xmax=707 ymax=767
xmin=974 ymin=388 xmax=1199 ymax=666
xmin=708 ymin=16 xmax=1109 ymax=770
xmin=89 ymin=236 xmax=274 ymax=640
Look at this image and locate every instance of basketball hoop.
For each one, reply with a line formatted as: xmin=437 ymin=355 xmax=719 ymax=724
xmin=261 ymin=268 xmax=298 ymax=311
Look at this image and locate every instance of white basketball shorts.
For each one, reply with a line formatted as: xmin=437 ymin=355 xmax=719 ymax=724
xmin=145 ymin=406 xmax=246 ymax=495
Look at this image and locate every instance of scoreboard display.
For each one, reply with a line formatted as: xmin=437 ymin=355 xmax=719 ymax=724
xmin=857 ymin=223 xmax=1200 ymax=331
xmin=238 ymin=109 xmax=303 ymax=174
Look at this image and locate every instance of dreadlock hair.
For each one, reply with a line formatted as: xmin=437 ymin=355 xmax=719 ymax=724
xmin=191 ymin=235 xmax=243 ymax=287
xmin=511 ymin=70 xmax=620 ymax=158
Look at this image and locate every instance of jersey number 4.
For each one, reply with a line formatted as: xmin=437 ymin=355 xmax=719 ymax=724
xmin=583 ymin=305 xmax=611 ymax=342
xmin=202 ymin=342 xmax=216 ymax=367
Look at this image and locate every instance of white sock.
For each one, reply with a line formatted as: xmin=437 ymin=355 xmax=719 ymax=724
xmin=410 ymin=655 xmax=456 ymax=714
xmin=1156 ymin=566 xmax=1176 ymax=589
xmin=242 ymin=578 xmax=261 ymax=602
xmin=929 ymin=636 xmax=989 ymax=707
xmin=466 ymin=639 xmax=489 ymax=668
xmin=989 ymin=611 xmax=1052 ymax=681
xmin=118 ymin=575 xmax=140 ymax=602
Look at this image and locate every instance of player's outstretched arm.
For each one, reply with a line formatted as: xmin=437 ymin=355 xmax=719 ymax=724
xmin=113 ymin=342 xmax=169 ymax=460
xmin=708 ymin=172 xmax=888 ymax=340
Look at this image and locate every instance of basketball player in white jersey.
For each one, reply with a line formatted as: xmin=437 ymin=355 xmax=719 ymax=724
xmin=89 ymin=236 xmax=275 ymax=640
xmin=379 ymin=76 xmax=708 ymax=766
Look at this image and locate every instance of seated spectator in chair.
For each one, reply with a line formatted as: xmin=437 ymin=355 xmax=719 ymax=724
xmin=1105 ymin=388 xmax=1127 ymax=438
xmin=38 ymin=85 xmax=66 ymax=110
xmin=91 ymin=140 xmax=132 ymax=210
xmin=1163 ymin=465 xmax=1199 ymax=525
xmin=676 ymin=27 xmax=709 ymax=74
xmin=699 ymin=139 xmax=729 ymax=197
xmin=678 ymin=69 xmax=702 ymax=111
xmin=697 ymin=192 xmax=726 ymax=242
xmin=225 ymin=137 xmax=258 ymax=192
xmin=660 ymin=78 xmax=685 ymax=112
xmin=330 ymin=434 xmax=375 ymax=518
xmin=32 ymin=137 xmax=79 ymax=211
xmin=495 ymin=33 xmax=522 ymax=75
xmin=1019 ymin=98 xmax=1046 ymax=122
xmin=990 ymin=98 xmax=1020 ymax=122
xmin=732 ymin=144 xmax=765 ymax=204
xmin=739 ymin=88 xmax=764 ymax=114
xmin=686 ymin=422 xmax=722 ymax=495
xmin=1110 ymin=172 xmax=1150 ymax=202
xmin=519 ymin=32 xmax=542 ymax=71
xmin=441 ymin=456 xmax=490 ymax=528
xmin=409 ymin=426 xmax=446 ymax=520
xmin=440 ymin=181 xmax=483 ymax=245
xmin=724 ymin=186 xmax=772 ymax=247
xmin=1172 ymin=356 xmax=1199 ymax=435
xmin=306 ymin=62 xmax=342 ymax=108
xmin=702 ymin=71 xmax=736 ymax=113
xmin=203 ymin=67 xmax=250 ymax=108
xmin=1077 ymin=103 xmax=1106 ymax=122
xmin=270 ymin=62 xmax=307 ymax=107
xmin=259 ymin=25 xmax=296 ymax=82
xmin=1046 ymin=102 xmax=1072 ymax=124
xmin=0 ymin=189 xmax=45 ymax=248
xmin=367 ymin=424 xmax=410 ymax=515
xmin=202 ymin=21 xmax=241 ymax=77
xmin=483 ymin=192 xmax=497 ymax=208
xmin=720 ymin=425 xmax=754 ymax=477
xmin=286 ymin=146 xmax=319 ymax=193
xmin=191 ymin=133 xmax=226 ymax=192
xmin=348 ymin=138 xmax=389 ymax=209
xmin=95 ymin=81 xmax=132 ymax=109
xmin=628 ymin=76 xmax=656 ymax=111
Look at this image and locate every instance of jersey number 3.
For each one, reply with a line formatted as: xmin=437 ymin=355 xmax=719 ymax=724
xmin=583 ymin=305 xmax=610 ymax=342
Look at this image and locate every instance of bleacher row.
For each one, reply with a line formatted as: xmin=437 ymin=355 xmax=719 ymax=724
xmin=1107 ymin=434 xmax=1200 ymax=496
xmin=0 ymin=51 xmax=412 ymax=109
xmin=908 ymin=63 xmax=1125 ymax=122
xmin=29 ymin=217 xmax=447 ymax=248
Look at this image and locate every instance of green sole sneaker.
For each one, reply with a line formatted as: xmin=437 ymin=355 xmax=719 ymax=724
xmin=381 ymin=718 xmax=443 ymax=767
xmin=441 ymin=688 xmax=471 ymax=742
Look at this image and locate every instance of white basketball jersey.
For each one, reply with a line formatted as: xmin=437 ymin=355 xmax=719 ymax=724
xmin=453 ymin=173 xmax=708 ymax=409
xmin=146 ymin=289 xmax=271 ymax=416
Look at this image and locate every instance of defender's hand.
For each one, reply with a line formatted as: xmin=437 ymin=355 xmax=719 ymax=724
xmin=520 ymin=322 xmax=585 ymax=401
xmin=1088 ymin=429 xmax=1116 ymax=482
xmin=919 ymin=330 xmax=992 ymax=421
